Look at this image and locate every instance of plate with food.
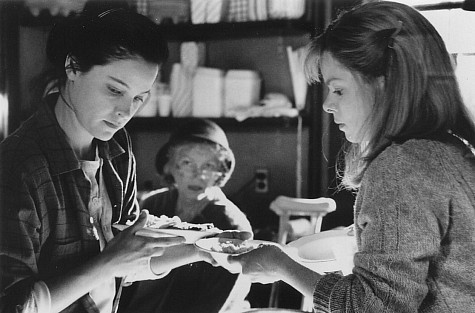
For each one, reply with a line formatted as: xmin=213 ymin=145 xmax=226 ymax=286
xmin=113 ymin=214 xmax=222 ymax=243
xmin=195 ymin=237 xmax=262 ymax=255
xmin=195 ymin=237 xmax=276 ymax=273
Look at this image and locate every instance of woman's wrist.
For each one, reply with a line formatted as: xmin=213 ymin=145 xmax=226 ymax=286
xmin=279 ymin=253 xmax=322 ymax=298
xmin=150 ymin=244 xmax=200 ymax=274
xmin=275 ymin=249 xmax=296 ymax=277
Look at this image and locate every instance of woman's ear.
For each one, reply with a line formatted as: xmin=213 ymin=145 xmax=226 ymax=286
xmin=65 ymin=54 xmax=79 ymax=81
xmin=162 ymin=161 xmax=172 ymax=176
xmin=377 ymin=75 xmax=385 ymax=89
xmin=161 ymin=161 xmax=177 ymax=186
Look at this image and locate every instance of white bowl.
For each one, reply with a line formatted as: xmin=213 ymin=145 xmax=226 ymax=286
xmin=287 ymin=227 xmax=357 ymax=275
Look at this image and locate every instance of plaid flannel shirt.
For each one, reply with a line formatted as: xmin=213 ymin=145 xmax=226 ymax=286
xmin=0 ymin=94 xmax=140 ymax=313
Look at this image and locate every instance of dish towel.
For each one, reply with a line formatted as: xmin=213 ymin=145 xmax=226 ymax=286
xmin=170 ymin=64 xmax=193 ymax=117
xmin=170 ymin=42 xmax=206 ymax=117
xmin=206 ymin=0 xmax=228 ymax=23
xmin=227 ymin=0 xmax=249 ymax=22
xmin=191 ymin=0 xmax=207 ymax=24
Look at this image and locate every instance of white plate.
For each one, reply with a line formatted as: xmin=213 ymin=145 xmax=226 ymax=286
xmin=287 ymin=227 xmax=357 ymax=275
xmin=112 ymin=224 xmax=220 ymax=244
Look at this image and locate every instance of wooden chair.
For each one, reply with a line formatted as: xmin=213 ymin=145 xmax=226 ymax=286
xmin=268 ymin=195 xmax=336 ymax=311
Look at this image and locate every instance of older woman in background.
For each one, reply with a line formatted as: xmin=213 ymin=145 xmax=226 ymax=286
xmin=119 ymin=118 xmax=253 ymax=313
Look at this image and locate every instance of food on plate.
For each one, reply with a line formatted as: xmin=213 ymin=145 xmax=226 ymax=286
xmin=127 ymin=214 xmax=220 ymax=232
xmin=210 ymin=239 xmax=259 ymax=254
xmin=146 ymin=214 xmax=180 ymax=228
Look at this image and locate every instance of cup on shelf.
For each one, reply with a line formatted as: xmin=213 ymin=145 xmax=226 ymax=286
xmin=157 ymin=94 xmax=172 ymax=117
xmin=192 ymin=67 xmax=225 ymax=117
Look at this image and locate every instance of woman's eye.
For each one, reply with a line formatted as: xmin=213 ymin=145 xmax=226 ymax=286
xmin=179 ymin=159 xmax=192 ymax=167
xmin=203 ymin=163 xmax=218 ymax=171
xmin=108 ymin=86 xmax=123 ymax=96
xmin=133 ymin=96 xmax=144 ymax=103
xmin=326 ymin=86 xmax=343 ymax=96
xmin=333 ymin=89 xmax=343 ymax=96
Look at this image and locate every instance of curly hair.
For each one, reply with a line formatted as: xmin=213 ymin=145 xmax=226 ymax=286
xmin=155 ymin=118 xmax=235 ymax=187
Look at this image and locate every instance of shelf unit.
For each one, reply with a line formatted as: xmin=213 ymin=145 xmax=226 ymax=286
xmin=124 ymin=18 xmax=315 ymax=132
xmin=8 ymin=0 xmax=328 ymax=201
xmin=158 ymin=19 xmax=315 ymax=41
xmin=17 ymin=5 xmax=315 ymax=39
xmin=127 ymin=115 xmax=308 ymax=132
xmin=15 ymin=4 xmax=315 ymax=125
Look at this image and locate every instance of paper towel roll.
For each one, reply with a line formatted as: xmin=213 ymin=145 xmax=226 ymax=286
xmin=206 ymin=0 xmax=228 ymax=23
xmin=170 ymin=63 xmax=193 ymax=117
xmin=191 ymin=0 xmax=207 ymax=24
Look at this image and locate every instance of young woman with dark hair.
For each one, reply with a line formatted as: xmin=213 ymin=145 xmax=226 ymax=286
xmin=0 ymin=8 xmax=180 ymax=313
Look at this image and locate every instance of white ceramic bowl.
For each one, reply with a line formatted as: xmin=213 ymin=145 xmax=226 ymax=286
xmin=287 ymin=227 xmax=357 ymax=275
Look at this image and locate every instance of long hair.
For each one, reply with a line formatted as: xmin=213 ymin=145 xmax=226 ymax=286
xmin=304 ymin=1 xmax=475 ymax=189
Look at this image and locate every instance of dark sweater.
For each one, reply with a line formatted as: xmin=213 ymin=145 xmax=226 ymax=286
xmin=119 ymin=187 xmax=252 ymax=313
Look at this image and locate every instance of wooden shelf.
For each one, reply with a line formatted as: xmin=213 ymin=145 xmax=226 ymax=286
xmin=126 ymin=116 xmax=307 ymax=132
xmin=15 ymin=4 xmax=314 ymax=132
xmin=159 ymin=19 xmax=315 ymax=41
xmin=17 ymin=5 xmax=314 ymax=40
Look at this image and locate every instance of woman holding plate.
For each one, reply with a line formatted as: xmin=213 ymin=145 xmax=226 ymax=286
xmin=228 ymin=1 xmax=475 ymax=312
xmin=0 ymin=7 xmax=187 ymax=313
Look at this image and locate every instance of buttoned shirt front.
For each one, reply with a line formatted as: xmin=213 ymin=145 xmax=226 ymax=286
xmin=0 ymin=94 xmax=140 ymax=313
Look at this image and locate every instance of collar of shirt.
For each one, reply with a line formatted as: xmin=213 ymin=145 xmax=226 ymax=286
xmin=35 ymin=93 xmax=125 ymax=176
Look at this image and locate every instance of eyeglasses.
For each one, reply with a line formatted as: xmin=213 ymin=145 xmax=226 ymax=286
xmin=175 ymin=160 xmax=223 ymax=180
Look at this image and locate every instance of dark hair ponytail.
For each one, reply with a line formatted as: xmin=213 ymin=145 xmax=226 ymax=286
xmin=46 ymin=13 xmax=84 ymax=74
xmin=45 ymin=8 xmax=168 ymax=91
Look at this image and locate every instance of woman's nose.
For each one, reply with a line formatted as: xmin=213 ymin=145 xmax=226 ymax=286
xmin=116 ymin=100 xmax=135 ymax=118
xmin=322 ymin=97 xmax=336 ymax=114
xmin=194 ymin=168 xmax=208 ymax=179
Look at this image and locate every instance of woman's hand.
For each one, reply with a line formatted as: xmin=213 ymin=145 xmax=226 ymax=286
xmin=229 ymin=244 xmax=322 ymax=298
xmin=47 ymin=210 xmax=185 ymax=312
xmin=100 ymin=210 xmax=185 ymax=278
xmin=227 ymin=244 xmax=286 ymax=283
xmin=196 ymin=248 xmax=220 ymax=266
